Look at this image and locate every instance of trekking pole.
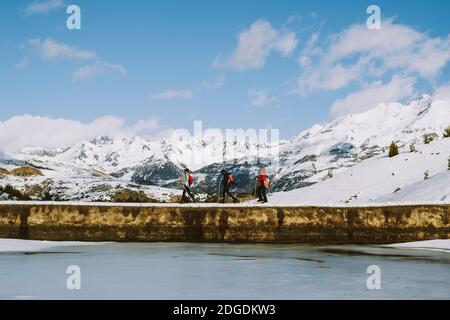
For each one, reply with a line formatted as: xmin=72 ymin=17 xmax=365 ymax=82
xmin=217 ymin=179 xmax=221 ymax=204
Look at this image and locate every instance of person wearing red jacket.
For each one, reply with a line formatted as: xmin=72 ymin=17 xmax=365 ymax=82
xmin=181 ymin=168 xmax=196 ymax=203
xmin=220 ymin=169 xmax=239 ymax=203
xmin=256 ymin=169 xmax=268 ymax=203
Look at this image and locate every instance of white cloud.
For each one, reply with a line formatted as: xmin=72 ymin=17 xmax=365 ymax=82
xmin=298 ymin=32 xmax=320 ymax=68
xmin=147 ymin=89 xmax=193 ymax=100
xmin=248 ymin=88 xmax=276 ymax=107
xmin=15 ymin=57 xmax=30 ymax=70
xmin=273 ymin=32 xmax=298 ymax=57
xmin=28 ymin=38 xmax=97 ymax=61
xmin=0 ymin=115 xmax=162 ymax=153
xmin=296 ymin=19 xmax=450 ymax=95
xmin=214 ymin=20 xmax=298 ymax=71
xmin=73 ymin=62 xmax=126 ymax=81
xmin=133 ymin=118 xmax=160 ymax=132
xmin=435 ymin=83 xmax=450 ymax=100
xmin=22 ymin=38 xmax=125 ymax=81
xmin=201 ymin=74 xmax=226 ymax=89
xmin=23 ymin=0 xmax=64 ymax=16
xmin=330 ymin=75 xmax=416 ymax=118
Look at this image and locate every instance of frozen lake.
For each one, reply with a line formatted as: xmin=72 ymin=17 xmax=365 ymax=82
xmin=0 ymin=242 xmax=449 ymax=299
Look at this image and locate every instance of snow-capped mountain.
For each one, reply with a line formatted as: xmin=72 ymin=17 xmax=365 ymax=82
xmin=1 ymin=94 xmax=449 ymax=203
xmin=269 ymin=137 xmax=450 ymax=204
xmin=265 ymin=94 xmax=449 ymax=190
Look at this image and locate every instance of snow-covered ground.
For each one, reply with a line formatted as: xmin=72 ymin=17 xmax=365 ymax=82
xmin=1 ymin=238 xmax=448 ymax=253
xmin=0 ymin=158 xmax=182 ymax=202
xmin=0 ymin=239 xmax=103 ymax=253
xmin=375 ymin=170 xmax=450 ymax=203
xmin=387 ymin=240 xmax=450 ymax=252
xmin=268 ymin=137 xmax=450 ymax=205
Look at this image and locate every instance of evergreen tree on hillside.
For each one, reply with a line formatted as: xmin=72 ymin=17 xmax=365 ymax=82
xmin=443 ymin=126 xmax=450 ymax=138
xmin=423 ymin=133 xmax=438 ymax=144
xmin=389 ymin=141 xmax=399 ymax=158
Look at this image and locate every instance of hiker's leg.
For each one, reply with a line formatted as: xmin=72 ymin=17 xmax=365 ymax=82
xmin=221 ymin=185 xmax=227 ymax=203
xmin=257 ymin=185 xmax=263 ymax=200
xmin=262 ymin=186 xmax=268 ymax=202
xmin=186 ymin=187 xmax=195 ymax=201
xmin=226 ymin=189 xmax=238 ymax=202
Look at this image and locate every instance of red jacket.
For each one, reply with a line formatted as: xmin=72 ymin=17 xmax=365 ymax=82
xmin=257 ymin=174 xmax=267 ymax=182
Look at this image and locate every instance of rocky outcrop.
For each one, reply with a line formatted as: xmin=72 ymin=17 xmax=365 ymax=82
xmin=10 ymin=166 xmax=43 ymax=177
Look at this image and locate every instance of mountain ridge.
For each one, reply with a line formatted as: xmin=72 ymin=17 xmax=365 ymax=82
xmin=1 ymin=94 xmax=449 ymax=202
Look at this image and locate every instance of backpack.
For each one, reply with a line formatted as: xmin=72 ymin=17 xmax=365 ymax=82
xmin=228 ymin=175 xmax=234 ymax=185
xmin=188 ymin=175 xmax=194 ymax=186
xmin=264 ymin=177 xmax=271 ymax=188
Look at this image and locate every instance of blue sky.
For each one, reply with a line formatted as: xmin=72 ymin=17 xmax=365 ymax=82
xmin=1 ymin=0 xmax=449 ymax=148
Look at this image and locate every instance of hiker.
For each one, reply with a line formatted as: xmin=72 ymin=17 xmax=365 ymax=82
xmin=219 ymin=169 xmax=239 ymax=203
xmin=181 ymin=168 xmax=196 ymax=203
xmin=256 ymin=168 xmax=269 ymax=203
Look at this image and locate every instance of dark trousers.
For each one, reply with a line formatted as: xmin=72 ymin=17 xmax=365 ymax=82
xmin=221 ymin=184 xmax=238 ymax=203
xmin=182 ymin=186 xmax=195 ymax=202
xmin=257 ymin=185 xmax=268 ymax=202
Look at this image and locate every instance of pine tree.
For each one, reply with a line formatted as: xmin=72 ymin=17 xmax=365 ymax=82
xmin=389 ymin=141 xmax=399 ymax=158
xmin=423 ymin=133 xmax=437 ymax=144
xmin=327 ymin=168 xmax=333 ymax=178
xmin=443 ymin=126 xmax=450 ymax=138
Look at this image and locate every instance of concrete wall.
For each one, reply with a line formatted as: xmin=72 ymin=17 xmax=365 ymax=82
xmin=0 ymin=203 xmax=449 ymax=244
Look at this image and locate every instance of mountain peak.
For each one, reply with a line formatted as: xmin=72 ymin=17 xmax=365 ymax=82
xmin=90 ymin=135 xmax=114 ymax=146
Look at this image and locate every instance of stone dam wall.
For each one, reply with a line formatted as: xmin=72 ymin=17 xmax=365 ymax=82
xmin=0 ymin=203 xmax=449 ymax=244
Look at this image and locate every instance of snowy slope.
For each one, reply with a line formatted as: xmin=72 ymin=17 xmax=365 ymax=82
xmin=267 ymin=95 xmax=450 ymax=190
xmin=375 ymin=170 xmax=450 ymax=203
xmin=267 ymin=95 xmax=450 ymax=204
xmin=0 ymin=239 xmax=102 ymax=252
xmin=387 ymin=240 xmax=450 ymax=252
xmin=268 ymin=138 xmax=450 ymax=204
xmin=0 ymin=155 xmax=182 ymax=202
